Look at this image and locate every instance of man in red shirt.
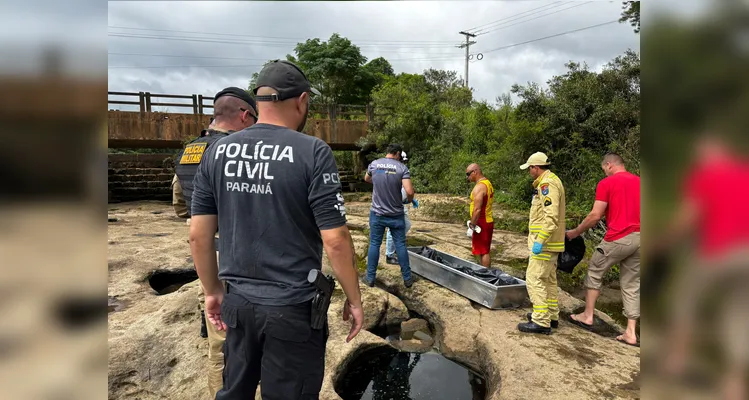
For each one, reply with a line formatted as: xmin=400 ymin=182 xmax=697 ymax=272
xmin=659 ymin=134 xmax=749 ymax=400
xmin=566 ymin=153 xmax=640 ymax=346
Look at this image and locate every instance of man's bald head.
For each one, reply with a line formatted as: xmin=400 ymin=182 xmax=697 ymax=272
xmin=601 ymin=153 xmax=626 ymax=176
xmin=602 ymin=153 xmax=624 ymax=166
xmin=467 ymin=163 xmax=482 ymax=174
xmin=466 ymin=163 xmax=483 ymax=182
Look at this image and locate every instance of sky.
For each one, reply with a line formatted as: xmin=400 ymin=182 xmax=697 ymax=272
xmin=107 ymin=1 xmax=641 ymax=109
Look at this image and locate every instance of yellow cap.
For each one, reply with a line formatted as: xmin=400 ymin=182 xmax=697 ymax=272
xmin=520 ymin=152 xmax=550 ymax=169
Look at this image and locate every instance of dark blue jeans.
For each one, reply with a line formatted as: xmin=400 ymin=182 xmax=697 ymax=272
xmin=367 ymin=210 xmax=412 ymax=283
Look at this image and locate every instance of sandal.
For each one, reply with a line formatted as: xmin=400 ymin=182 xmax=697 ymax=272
xmin=567 ymin=314 xmax=595 ymax=332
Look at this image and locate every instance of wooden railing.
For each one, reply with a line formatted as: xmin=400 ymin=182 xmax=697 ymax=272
xmin=108 ymin=91 xmax=216 ymax=114
xmin=107 ymin=91 xmax=379 ymax=120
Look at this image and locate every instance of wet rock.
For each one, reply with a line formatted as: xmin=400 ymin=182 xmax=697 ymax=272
xmin=391 ymin=337 xmax=433 ymax=353
xmin=400 ymin=318 xmax=429 ymax=340
xmin=384 ymin=293 xmax=409 ymax=326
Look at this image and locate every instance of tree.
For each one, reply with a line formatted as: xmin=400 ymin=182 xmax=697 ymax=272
xmin=619 ymin=1 xmax=640 ymax=33
xmin=293 ymin=33 xmax=368 ymax=104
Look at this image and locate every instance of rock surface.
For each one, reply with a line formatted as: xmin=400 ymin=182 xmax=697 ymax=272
xmin=400 ymin=318 xmax=430 ymax=340
xmin=108 ymin=199 xmax=640 ymax=400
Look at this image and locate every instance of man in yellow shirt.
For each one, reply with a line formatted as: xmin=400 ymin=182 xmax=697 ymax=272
xmin=518 ymin=152 xmax=566 ymax=335
xmin=466 ymin=163 xmax=495 ymax=268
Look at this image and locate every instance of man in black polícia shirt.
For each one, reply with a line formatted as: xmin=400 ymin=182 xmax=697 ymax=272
xmin=189 ymin=60 xmax=364 ymax=400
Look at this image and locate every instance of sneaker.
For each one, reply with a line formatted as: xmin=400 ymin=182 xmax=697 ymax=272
xmin=386 ymin=255 xmax=398 ymax=265
xmin=365 ymin=278 xmax=375 ymax=288
xmin=404 ymin=278 xmax=414 ymax=288
xmin=526 ymin=312 xmax=558 ymax=328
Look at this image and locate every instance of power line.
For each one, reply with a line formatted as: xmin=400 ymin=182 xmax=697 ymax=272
xmin=108 ymin=33 xmax=459 ymax=50
xmin=463 ymin=1 xmax=567 ymax=33
xmin=478 ymin=19 xmax=620 ymax=54
xmin=475 ymin=2 xmax=593 ymax=36
xmin=108 ymin=64 xmax=266 ymax=69
xmin=108 ymin=25 xmax=459 ymax=45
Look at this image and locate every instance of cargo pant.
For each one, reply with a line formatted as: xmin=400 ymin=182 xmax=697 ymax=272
xmin=584 ymin=232 xmax=640 ymax=320
xmin=673 ymin=249 xmax=749 ymax=367
xmin=198 ymin=281 xmax=226 ymax=398
xmin=526 ymin=253 xmax=560 ymax=328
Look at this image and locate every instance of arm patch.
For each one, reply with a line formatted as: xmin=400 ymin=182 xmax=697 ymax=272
xmin=544 ymin=197 xmax=552 ymax=207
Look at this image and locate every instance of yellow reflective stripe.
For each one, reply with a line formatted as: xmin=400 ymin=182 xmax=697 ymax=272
xmin=532 ymin=255 xmax=551 ymax=261
xmin=547 ymin=242 xmax=564 ymax=246
xmin=529 ymin=225 xmax=543 ymax=229
xmin=538 ymin=232 xmax=550 ymax=239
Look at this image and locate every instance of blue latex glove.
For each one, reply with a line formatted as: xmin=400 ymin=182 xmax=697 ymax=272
xmin=531 ymin=242 xmax=543 ymax=255
xmin=412 ymin=199 xmax=419 ymax=208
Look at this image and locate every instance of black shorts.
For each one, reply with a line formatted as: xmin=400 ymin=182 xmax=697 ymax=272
xmin=216 ymin=291 xmax=329 ymax=400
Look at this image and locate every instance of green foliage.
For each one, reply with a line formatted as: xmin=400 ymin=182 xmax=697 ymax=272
xmin=619 ymin=1 xmax=640 ymax=34
xmin=365 ymin=50 xmax=640 ymax=220
xmin=241 ymin=34 xmax=640 ymax=230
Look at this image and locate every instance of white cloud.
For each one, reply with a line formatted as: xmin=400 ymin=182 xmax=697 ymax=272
xmin=107 ymin=1 xmax=640 ymax=104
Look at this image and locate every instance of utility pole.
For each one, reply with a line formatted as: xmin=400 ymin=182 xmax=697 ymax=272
xmin=457 ymin=31 xmax=477 ymax=88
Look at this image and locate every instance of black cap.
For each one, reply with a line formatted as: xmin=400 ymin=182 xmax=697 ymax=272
xmin=252 ymin=60 xmax=320 ymax=102
xmin=214 ymin=87 xmax=258 ymax=116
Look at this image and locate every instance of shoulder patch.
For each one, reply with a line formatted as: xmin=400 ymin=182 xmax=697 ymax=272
xmin=540 ymin=183 xmax=550 ymax=196
xmin=544 ymin=197 xmax=552 ymax=207
xmin=179 ymin=142 xmax=207 ymax=165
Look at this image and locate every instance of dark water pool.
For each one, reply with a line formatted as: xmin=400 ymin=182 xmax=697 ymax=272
xmin=148 ymin=269 xmax=198 ymax=295
xmin=336 ymin=346 xmax=486 ymax=400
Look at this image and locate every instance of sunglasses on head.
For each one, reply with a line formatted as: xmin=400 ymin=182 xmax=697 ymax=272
xmin=239 ymin=107 xmax=257 ymax=119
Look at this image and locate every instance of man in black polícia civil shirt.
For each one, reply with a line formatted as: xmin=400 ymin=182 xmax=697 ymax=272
xmin=189 ymin=60 xmax=364 ymax=400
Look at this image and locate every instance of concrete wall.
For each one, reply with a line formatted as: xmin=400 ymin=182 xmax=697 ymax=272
xmin=108 ymin=110 xmax=367 ymax=150
xmin=108 ymin=154 xmax=175 ymax=202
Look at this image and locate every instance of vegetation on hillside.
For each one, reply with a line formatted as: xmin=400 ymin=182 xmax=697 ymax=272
xmin=245 ymin=31 xmax=640 ymax=229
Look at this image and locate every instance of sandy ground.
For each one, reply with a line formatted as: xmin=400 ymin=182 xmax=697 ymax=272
xmin=108 ymin=196 xmax=640 ymax=399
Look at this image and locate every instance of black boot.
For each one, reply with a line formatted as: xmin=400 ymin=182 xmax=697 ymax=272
xmin=517 ymin=321 xmax=551 ymax=335
xmin=200 ymin=311 xmax=208 ymax=338
xmin=386 ymin=255 xmax=398 ymax=265
xmin=526 ymin=313 xmax=558 ymax=328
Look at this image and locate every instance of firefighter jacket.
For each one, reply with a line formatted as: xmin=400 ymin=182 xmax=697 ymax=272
xmin=527 ymin=170 xmax=566 ymax=258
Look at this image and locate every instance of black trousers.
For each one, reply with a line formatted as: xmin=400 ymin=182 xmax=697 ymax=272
xmin=215 ymin=290 xmax=329 ymax=400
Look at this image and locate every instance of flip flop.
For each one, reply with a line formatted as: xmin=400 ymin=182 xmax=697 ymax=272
xmin=567 ymin=314 xmax=595 ymax=332
xmin=615 ymin=335 xmax=640 ymax=348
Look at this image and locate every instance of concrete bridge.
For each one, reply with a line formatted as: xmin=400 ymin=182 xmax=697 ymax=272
xmin=108 ymin=91 xmax=371 ymax=150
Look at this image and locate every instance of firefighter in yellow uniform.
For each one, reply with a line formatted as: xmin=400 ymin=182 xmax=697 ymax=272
xmin=518 ymin=152 xmax=566 ymax=335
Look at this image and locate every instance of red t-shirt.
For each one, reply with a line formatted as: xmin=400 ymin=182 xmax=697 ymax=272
xmin=595 ymin=171 xmax=641 ymax=242
xmin=684 ymin=157 xmax=749 ymax=258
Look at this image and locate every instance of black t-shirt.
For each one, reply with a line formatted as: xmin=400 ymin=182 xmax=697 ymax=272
xmin=191 ymin=123 xmax=347 ymax=305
